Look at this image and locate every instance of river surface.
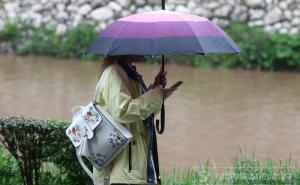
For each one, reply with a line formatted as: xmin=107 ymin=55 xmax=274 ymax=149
xmin=1 ymin=55 xmax=300 ymax=173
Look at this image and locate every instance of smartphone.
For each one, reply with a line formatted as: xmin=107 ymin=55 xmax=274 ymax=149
xmin=170 ymin=81 xmax=183 ymax=89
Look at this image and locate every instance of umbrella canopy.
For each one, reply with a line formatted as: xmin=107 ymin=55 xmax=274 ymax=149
xmin=87 ymin=10 xmax=240 ymax=56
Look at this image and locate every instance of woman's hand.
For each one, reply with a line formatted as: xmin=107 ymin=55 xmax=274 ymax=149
xmin=157 ymin=85 xmax=177 ymax=100
xmin=149 ymin=66 xmax=167 ymax=89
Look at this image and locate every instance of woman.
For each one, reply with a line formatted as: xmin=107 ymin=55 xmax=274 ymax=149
xmin=93 ymin=55 xmax=178 ymax=185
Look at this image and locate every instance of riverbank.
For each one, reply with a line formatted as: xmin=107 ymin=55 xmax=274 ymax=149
xmin=1 ymin=21 xmax=300 ymax=70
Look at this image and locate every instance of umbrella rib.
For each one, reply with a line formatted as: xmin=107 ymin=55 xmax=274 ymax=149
xmin=177 ymin=13 xmax=205 ymax=54
xmin=208 ymin=21 xmax=240 ymax=53
xmin=151 ymin=21 xmax=158 ymax=56
xmin=106 ymin=22 xmax=131 ymax=55
xmin=206 ymin=21 xmax=228 ymax=52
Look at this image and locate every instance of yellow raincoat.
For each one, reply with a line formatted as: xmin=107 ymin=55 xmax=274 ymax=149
xmin=93 ymin=64 xmax=164 ymax=184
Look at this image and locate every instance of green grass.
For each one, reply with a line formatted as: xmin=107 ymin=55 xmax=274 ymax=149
xmin=1 ymin=146 xmax=300 ymax=185
xmin=162 ymin=148 xmax=300 ymax=185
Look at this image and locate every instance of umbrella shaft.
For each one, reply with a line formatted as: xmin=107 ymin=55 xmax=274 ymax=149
xmin=161 ymin=55 xmax=165 ymax=75
xmin=162 ymin=0 xmax=165 ymax=10
xmin=159 ymin=0 xmax=166 ymax=135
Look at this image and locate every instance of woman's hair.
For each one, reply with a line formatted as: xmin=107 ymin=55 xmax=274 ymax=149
xmin=99 ymin=55 xmax=134 ymax=74
xmin=99 ymin=56 xmax=121 ymax=77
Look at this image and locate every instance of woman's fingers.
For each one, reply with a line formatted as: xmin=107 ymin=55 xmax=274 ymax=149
xmin=161 ymin=78 xmax=167 ymax=87
xmin=157 ymin=70 xmax=167 ymax=78
xmin=155 ymin=73 xmax=167 ymax=87
xmin=169 ymin=85 xmax=177 ymax=91
xmin=158 ymin=85 xmax=178 ymax=100
xmin=154 ymin=70 xmax=168 ymax=87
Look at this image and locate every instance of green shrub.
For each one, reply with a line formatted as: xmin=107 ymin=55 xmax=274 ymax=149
xmin=59 ymin=23 xmax=98 ymax=58
xmin=0 ymin=116 xmax=92 ymax=185
xmin=0 ymin=21 xmax=20 ymax=51
xmin=0 ymin=21 xmax=18 ymax=43
xmin=224 ymin=22 xmax=300 ymax=70
xmin=18 ymin=25 xmax=60 ymax=56
xmin=0 ymin=20 xmax=99 ymax=59
xmin=223 ymin=22 xmax=276 ymax=69
xmin=0 ymin=148 xmax=22 ymax=185
xmin=271 ymin=33 xmax=300 ymax=69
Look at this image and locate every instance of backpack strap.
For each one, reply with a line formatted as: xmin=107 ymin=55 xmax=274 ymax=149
xmin=77 ymin=151 xmax=112 ymax=185
xmin=76 ymin=150 xmax=102 ymax=185
xmin=93 ymin=64 xmax=134 ymax=184
xmin=104 ymin=164 xmax=112 ymax=185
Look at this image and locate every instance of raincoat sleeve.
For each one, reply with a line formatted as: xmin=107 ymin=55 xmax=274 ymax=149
xmin=97 ymin=65 xmax=164 ymax=124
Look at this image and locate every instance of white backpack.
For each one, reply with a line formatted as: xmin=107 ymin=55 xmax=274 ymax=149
xmin=66 ymin=100 xmax=132 ymax=185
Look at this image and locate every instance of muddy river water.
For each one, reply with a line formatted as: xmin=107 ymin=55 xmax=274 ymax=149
xmin=1 ymin=55 xmax=300 ymax=173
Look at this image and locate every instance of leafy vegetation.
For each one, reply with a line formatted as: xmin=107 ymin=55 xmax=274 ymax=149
xmin=0 ymin=148 xmax=21 ymax=185
xmin=0 ymin=116 xmax=92 ymax=185
xmin=223 ymin=22 xmax=300 ymax=70
xmin=0 ymin=21 xmax=99 ymax=59
xmin=0 ymin=20 xmax=300 ymax=70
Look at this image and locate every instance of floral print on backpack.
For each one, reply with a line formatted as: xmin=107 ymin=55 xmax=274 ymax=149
xmin=108 ymin=128 xmax=126 ymax=149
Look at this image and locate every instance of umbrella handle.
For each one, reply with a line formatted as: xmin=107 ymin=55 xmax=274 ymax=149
xmin=156 ymin=54 xmax=165 ymax=134
xmin=156 ymin=103 xmax=165 ymax=134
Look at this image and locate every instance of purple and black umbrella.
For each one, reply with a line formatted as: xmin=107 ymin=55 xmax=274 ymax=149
xmin=88 ymin=10 xmax=240 ymax=56
xmin=87 ymin=3 xmax=240 ymax=135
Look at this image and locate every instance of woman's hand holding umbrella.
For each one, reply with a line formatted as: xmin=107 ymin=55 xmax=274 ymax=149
xmin=154 ymin=66 xmax=167 ymax=87
xmin=149 ymin=66 xmax=179 ymax=99
xmin=149 ymin=66 xmax=167 ymax=89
